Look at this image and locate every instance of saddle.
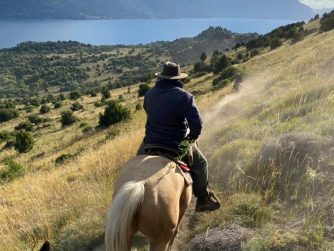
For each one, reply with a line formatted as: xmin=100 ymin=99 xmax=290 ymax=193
xmin=143 ymin=144 xmax=193 ymax=185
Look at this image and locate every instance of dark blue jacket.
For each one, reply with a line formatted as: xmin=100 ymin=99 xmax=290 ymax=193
xmin=143 ymin=79 xmax=203 ymax=151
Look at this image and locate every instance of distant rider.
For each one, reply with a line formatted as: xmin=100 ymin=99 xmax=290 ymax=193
xmin=138 ymin=61 xmax=221 ymax=212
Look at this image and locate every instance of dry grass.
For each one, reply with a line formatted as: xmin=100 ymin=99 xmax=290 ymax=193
xmin=195 ymin=28 xmax=334 ymax=250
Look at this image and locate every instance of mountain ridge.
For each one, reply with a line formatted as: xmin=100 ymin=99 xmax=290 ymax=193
xmin=0 ymin=0 xmax=314 ymax=20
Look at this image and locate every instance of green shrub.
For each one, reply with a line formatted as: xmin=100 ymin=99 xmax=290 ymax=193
xmin=71 ymin=101 xmax=84 ymax=111
xmin=53 ymin=101 xmax=62 ymax=109
xmin=15 ymin=121 xmax=33 ymax=131
xmin=320 ymin=11 xmax=334 ymax=32
xmin=200 ymin=52 xmax=207 ymax=62
xmin=94 ymin=101 xmax=104 ymax=107
xmin=90 ymin=89 xmax=97 ymax=97
xmin=14 ymin=130 xmax=34 ymax=153
xmin=211 ymin=54 xmax=231 ymax=74
xmin=213 ymin=66 xmax=242 ymax=88
xmin=28 ymin=114 xmax=48 ymax=125
xmin=25 ymin=105 xmax=34 ymax=113
xmin=69 ymin=91 xmax=81 ymax=100
xmin=138 ymin=84 xmax=151 ymax=97
xmin=231 ymin=194 xmax=272 ymax=228
xmin=135 ymin=103 xmax=142 ymax=111
xmin=55 ymin=153 xmax=77 ymax=165
xmin=99 ymin=101 xmax=131 ymax=127
xmin=30 ymin=98 xmax=40 ymax=107
xmin=61 ymin=110 xmax=77 ymax=127
xmin=0 ymin=108 xmax=19 ymax=123
xmin=101 ymin=86 xmax=111 ymax=99
xmin=250 ymin=49 xmax=260 ymax=57
xmin=0 ymin=158 xmax=24 ymax=183
xmin=270 ymin=38 xmax=282 ymax=50
xmin=0 ymin=131 xmax=12 ymax=143
xmin=220 ymin=66 xmax=242 ymax=80
xmin=82 ymin=126 xmax=94 ymax=134
xmin=40 ymin=104 xmax=51 ymax=114
xmin=59 ymin=93 xmax=66 ymax=101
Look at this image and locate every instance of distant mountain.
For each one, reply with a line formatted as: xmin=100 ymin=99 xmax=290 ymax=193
xmin=0 ymin=0 xmax=314 ymax=20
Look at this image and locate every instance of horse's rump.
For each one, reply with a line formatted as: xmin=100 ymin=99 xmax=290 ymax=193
xmin=106 ymin=155 xmax=192 ymax=251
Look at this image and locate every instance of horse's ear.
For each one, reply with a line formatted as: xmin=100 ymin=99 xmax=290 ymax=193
xmin=39 ymin=241 xmax=52 ymax=251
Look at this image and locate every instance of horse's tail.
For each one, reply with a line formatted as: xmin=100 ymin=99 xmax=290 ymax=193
xmin=105 ymin=181 xmax=145 ymax=251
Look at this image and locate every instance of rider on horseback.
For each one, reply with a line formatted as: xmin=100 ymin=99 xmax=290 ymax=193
xmin=138 ymin=61 xmax=221 ymax=212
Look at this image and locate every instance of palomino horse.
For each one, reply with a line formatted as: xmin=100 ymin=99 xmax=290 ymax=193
xmin=105 ymin=154 xmax=192 ymax=251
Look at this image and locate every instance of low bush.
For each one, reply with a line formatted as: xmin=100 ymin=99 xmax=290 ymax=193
xmin=0 ymin=158 xmax=24 ymax=183
xmin=71 ymin=101 xmax=84 ymax=111
xmin=28 ymin=114 xmax=48 ymax=125
xmin=212 ymin=66 xmax=242 ymax=88
xmin=99 ymin=101 xmax=131 ymax=127
xmin=270 ymin=38 xmax=282 ymax=50
xmin=53 ymin=101 xmax=62 ymax=109
xmin=61 ymin=110 xmax=77 ymax=127
xmin=0 ymin=131 xmax=12 ymax=143
xmin=14 ymin=130 xmax=34 ymax=153
xmin=15 ymin=121 xmax=34 ymax=131
xmin=0 ymin=108 xmax=19 ymax=123
xmin=320 ymin=10 xmax=334 ymax=32
xmin=40 ymin=104 xmax=50 ymax=114
xmin=135 ymin=103 xmax=142 ymax=111
xmin=69 ymin=91 xmax=81 ymax=100
xmin=101 ymin=86 xmax=111 ymax=99
xmin=138 ymin=84 xmax=151 ymax=97
xmin=55 ymin=153 xmax=79 ymax=165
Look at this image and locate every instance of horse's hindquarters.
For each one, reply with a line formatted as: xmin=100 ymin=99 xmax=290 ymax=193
xmin=137 ymin=165 xmax=192 ymax=249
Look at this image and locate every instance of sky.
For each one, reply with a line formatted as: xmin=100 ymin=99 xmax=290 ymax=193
xmin=299 ymin=0 xmax=334 ymax=9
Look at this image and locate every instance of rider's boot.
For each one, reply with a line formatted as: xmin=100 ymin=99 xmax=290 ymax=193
xmin=195 ymin=191 xmax=221 ymax=212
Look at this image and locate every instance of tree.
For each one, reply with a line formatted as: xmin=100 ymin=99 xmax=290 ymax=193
xmin=40 ymin=104 xmax=50 ymax=114
xmin=138 ymin=84 xmax=151 ymax=97
xmin=61 ymin=110 xmax=77 ymax=127
xmin=212 ymin=54 xmax=231 ymax=74
xmin=14 ymin=130 xmax=34 ymax=153
xmin=193 ymin=62 xmax=202 ymax=73
xmin=99 ymin=101 xmax=131 ymax=127
xmin=101 ymin=86 xmax=111 ymax=99
xmin=200 ymin=52 xmax=207 ymax=62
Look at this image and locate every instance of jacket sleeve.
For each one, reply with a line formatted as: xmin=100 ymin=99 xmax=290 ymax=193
xmin=183 ymin=95 xmax=203 ymax=140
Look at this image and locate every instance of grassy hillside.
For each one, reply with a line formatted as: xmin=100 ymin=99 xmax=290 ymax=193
xmin=192 ymin=26 xmax=334 ymax=250
xmin=1 ymin=15 xmax=334 ymax=250
xmin=0 ymin=27 xmax=256 ymax=98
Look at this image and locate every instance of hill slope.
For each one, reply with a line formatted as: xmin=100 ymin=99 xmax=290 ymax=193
xmin=0 ymin=0 xmax=314 ymax=20
xmin=0 ymin=27 xmax=256 ymax=98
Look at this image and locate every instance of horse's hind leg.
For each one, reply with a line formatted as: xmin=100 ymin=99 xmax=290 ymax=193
xmin=150 ymin=238 xmax=171 ymax=251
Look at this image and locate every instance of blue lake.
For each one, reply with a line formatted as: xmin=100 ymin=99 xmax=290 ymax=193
xmin=0 ymin=18 xmax=299 ymax=48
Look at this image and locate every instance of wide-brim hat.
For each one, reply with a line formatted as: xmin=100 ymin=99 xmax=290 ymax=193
xmin=155 ymin=61 xmax=188 ymax=80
